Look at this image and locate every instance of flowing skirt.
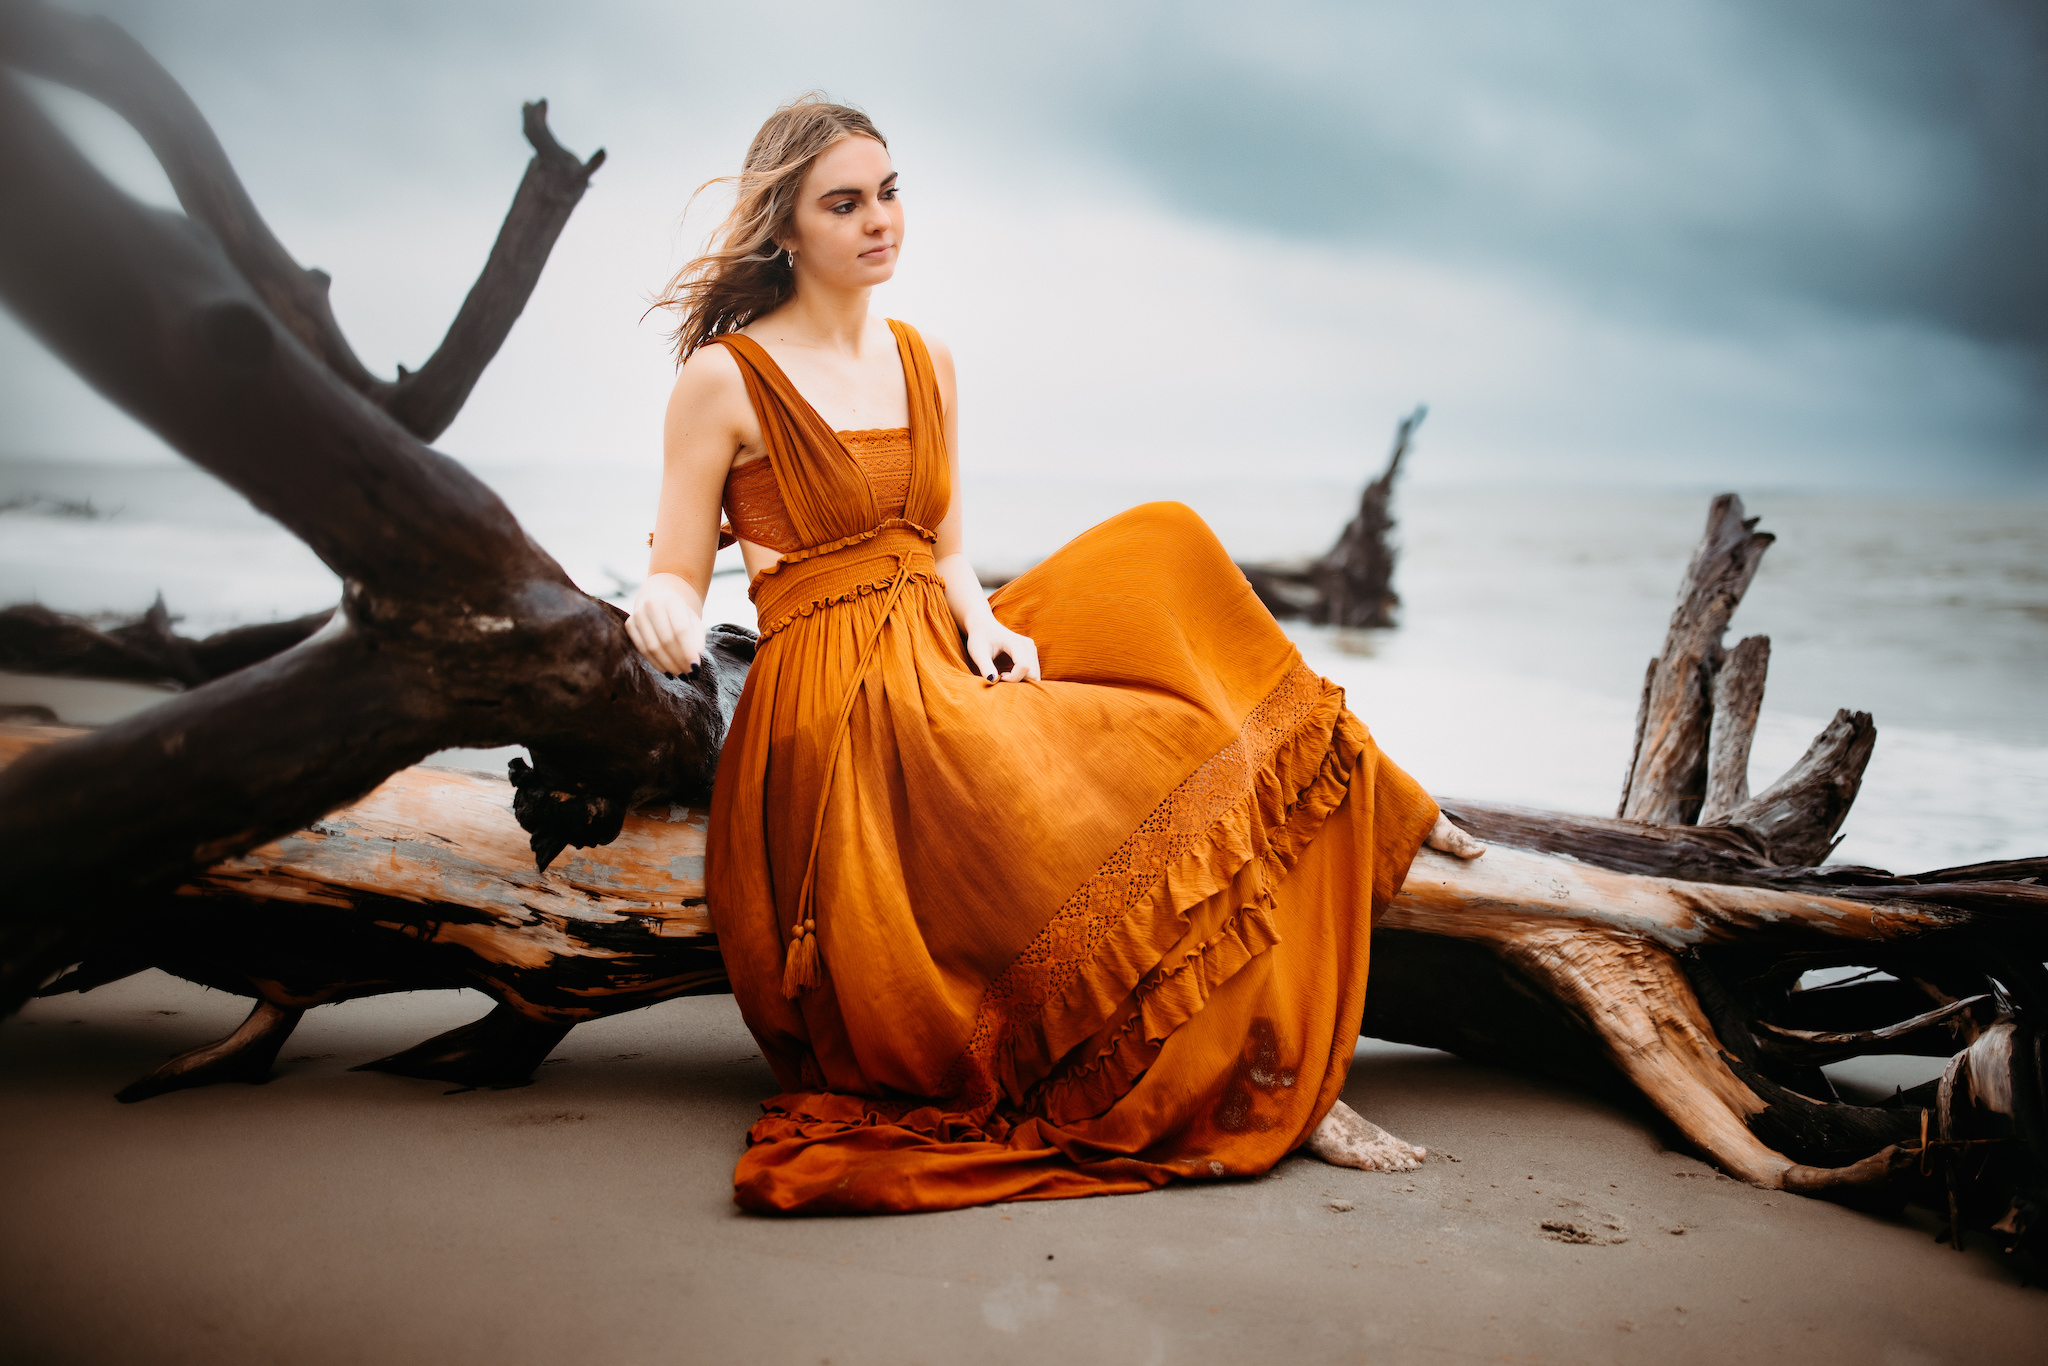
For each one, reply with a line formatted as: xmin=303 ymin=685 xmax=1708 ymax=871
xmin=706 ymin=502 xmax=1438 ymax=1213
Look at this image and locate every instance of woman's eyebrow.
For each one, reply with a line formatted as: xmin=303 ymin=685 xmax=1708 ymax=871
xmin=817 ymin=173 xmax=898 ymax=200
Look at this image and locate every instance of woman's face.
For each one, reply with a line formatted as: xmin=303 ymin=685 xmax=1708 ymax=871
xmin=781 ymin=134 xmax=902 ymax=290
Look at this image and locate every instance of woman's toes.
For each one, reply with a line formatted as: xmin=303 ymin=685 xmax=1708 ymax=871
xmin=1424 ymin=814 xmax=1485 ymax=859
xmin=1305 ymin=1102 xmax=1428 ymax=1172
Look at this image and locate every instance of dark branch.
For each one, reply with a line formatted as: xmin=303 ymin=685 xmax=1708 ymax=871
xmin=1436 ymin=796 xmax=2032 ymax=904
xmin=0 ymin=0 xmax=603 ymax=441
xmin=0 ymin=65 xmax=537 ymax=593
xmin=0 ymin=0 xmax=386 ymax=394
xmin=386 ymin=101 xmax=605 ymax=441
xmin=1717 ymin=709 xmax=1877 ymax=867
xmin=0 ymin=630 xmax=442 ymax=900
xmin=0 ymin=598 xmax=333 ymax=688
xmin=0 ymin=61 xmax=734 ymax=1013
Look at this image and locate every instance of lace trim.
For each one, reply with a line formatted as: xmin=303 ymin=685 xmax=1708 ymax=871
xmin=722 ymin=457 xmax=802 ymax=552
xmin=857 ymin=445 xmax=914 ymax=521
xmin=835 ymin=427 xmax=912 ymax=449
xmin=941 ymin=662 xmax=1335 ymax=1116
xmin=1021 ymin=712 xmax=1367 ymax=1126
xmin=716 ymin=433 xmax=916 ymax=557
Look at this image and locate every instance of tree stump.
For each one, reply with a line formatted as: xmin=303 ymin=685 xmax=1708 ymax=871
xmin=1237 ymin=406 xmax=1424 ymax=629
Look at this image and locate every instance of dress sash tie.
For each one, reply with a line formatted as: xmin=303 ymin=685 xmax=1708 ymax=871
xmin=747 ymin=521 xmax=943 ymax=996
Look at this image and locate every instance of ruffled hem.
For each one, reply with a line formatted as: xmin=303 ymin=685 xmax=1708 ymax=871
xmin=930 ymin=666 xmax=1364 ymax=1120
xmin=750 ymin=1090 xmax=1017 ymax=1146
xmin=1009 ymin=705 xmax=1367 ymax=1124
xmin=735 ymin=691 xmax=1372 ymax=1178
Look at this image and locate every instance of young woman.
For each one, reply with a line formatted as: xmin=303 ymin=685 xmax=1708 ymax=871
xmin=631 ymin=97 xmax=1483 ymax=1215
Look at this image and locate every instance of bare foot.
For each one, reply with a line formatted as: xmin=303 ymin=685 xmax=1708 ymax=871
xmin=1424 ymin=812 xmax=1485 ymax=859
xmin=1305 ymin=1100 xmax=1427 ymax=1172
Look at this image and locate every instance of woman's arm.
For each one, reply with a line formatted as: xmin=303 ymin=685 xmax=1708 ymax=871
xmin=628 ymin=347 xmax=752 ymax=675
xmin=927 ymin=338 xmax=1040 ymax=683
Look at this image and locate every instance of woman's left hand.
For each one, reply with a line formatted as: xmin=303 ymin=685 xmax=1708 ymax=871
xmin=964 ymin=619 xmax=1040 ymax=683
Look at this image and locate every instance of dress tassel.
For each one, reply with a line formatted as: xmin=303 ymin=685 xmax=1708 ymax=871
xmin=782 ymin=918 xmax=821 ymax=998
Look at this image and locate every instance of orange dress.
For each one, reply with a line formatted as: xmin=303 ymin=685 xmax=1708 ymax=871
xmin=705 ymin=321 xmax=1439 ymax=1214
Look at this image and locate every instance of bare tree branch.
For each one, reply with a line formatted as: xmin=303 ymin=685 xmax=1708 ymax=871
xmin=0 ymin=67 xmax=535 ymax=592
xmin=1717 ymin=708 xmax=1878 ymax=866
xmin=0 ymin=599 xmax=334 ymax=688
xmin=0 ymin=57 xmax=740 ymax=1014
xmin=0 ymin=0 xmax=602 ymax=440
xmin=386 ymin=100 xmax=606 ymax=440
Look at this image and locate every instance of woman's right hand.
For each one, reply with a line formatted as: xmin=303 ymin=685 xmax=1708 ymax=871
xmin=628 ymin=573 xmax=707 ymax=677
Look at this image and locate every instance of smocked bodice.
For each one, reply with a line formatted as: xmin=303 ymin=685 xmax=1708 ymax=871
xmin=722 ymin=428 xmax=913 ymax=553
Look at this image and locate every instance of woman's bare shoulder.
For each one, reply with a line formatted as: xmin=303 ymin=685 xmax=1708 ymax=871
xmin=670 ymin=339 xmax=747 ymax=405
xmin=915 ymin=330 xmax=956 ymax=389
xmin=667 ymin=339 xmax=749 ymax=419
xmin=664 ymin=340 xmax=755 ymax=457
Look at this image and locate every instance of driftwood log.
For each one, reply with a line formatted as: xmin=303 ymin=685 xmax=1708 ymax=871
xmin=0 ymin=597 xmax=334 ymax=690
xmin=0 ymin=0 xmax=747 ymax=1002
xmin=1238 ymin=405 xmax=1423 ymax=629
xmin=2 ymin=2 xmax=2043 ymax=1268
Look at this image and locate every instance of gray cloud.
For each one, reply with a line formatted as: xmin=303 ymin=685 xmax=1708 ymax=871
xmin=11 ymin=0 xmax=2045 ymax=484
xmin=1063 ymin=0 xmax=2046 ymax=357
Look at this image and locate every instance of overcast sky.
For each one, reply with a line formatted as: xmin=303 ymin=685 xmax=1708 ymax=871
xmin=4 ymin=0 xmax=2043 ymax=490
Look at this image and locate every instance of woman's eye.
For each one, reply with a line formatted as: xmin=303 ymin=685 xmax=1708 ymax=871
xmin=832 ymin=201 xmax=855 ymax=213
xmin=881 ymin=186 xmax=898 ymax=199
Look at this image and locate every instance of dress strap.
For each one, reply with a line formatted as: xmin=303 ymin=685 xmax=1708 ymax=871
xmin=709 ymin=333 xmax=879 ymax=548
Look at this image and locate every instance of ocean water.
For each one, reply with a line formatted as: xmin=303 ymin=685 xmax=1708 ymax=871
xmin=3 ymin=459 xmax=2043 ymax=874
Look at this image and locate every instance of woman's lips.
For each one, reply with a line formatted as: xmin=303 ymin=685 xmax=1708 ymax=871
xmin=859 ymin=243 xmax=895 ymax=259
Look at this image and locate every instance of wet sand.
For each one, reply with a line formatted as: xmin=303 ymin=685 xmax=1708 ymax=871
xmin=3 ymin=973 xmax=2040 ymax=1365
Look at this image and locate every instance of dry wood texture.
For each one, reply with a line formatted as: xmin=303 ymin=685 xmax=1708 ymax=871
xmin=1619 ymin=494 xmax=1774 ymax=825
xmin=1701 ymin=633 xmax=1769 ymax=824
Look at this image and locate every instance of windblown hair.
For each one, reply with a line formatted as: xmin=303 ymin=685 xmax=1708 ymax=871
xmin=652 ymin=95 xmax=887 ymax=359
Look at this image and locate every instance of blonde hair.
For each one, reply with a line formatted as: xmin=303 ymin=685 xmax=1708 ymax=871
xmin=652 ymin=94 xmax=888 ymax=359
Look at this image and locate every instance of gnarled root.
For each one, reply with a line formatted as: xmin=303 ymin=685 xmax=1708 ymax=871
xmin=116 ymin=998 xmax=302 ymax=1103
xmin=351 ymin=1003 xmax=572 ymax=1091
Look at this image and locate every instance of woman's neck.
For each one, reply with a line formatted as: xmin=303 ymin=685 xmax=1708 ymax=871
xmin=755 ymin=283 xmax=878 ymax=356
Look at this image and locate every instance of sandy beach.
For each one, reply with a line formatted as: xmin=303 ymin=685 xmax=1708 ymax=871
xmin=4 ymin=969 xmax=2042 ymax=1365
xmin=4 ymin=481 xmax=2047 ymax=1363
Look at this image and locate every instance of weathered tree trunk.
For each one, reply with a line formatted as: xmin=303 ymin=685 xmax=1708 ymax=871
xmin=0 ymin=0 xmax=742 ymax=1014
xmin=1618 ymin=493 xmax=1774 ymax=825
xmin=1238 ymin=405 xmax=1423 ymax=628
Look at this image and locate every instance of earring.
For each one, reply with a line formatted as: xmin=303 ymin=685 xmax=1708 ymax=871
xmin=784 ymin=247 xmax=796 ymax=268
